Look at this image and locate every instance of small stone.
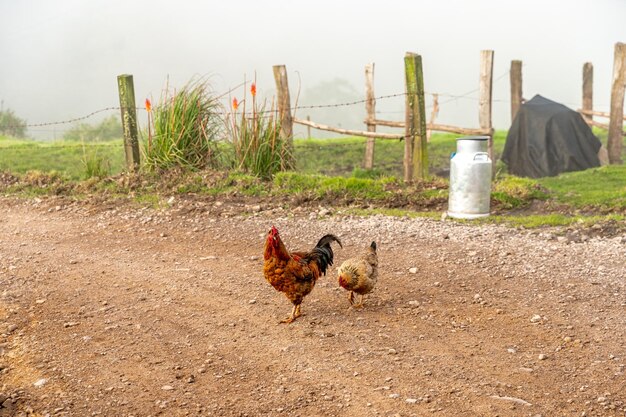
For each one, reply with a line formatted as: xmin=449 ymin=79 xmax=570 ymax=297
xmin=408 ymin=300 xmax=420 ymax=307
xmin=564 ymin=336 xmax=572 ymax=342
xmin=507 ymin=347 xmax=517 ymax=354
xmin=167 ymin=196 xmax=175 ymax=205
xmin=35 ymin=299 xmax=46 ymax=304
xmin=6 ymin=324 xmax=18 ymax=333
xmin=406 ymin=398 xmax=418 ymax=404
xmin=249 ymin=256 xmax=260 ymax=261
xmin=34 ymin=378 xmax=47 ymax=387
xmin=69 ymin=259 xmax=78 ymax=265
xmin=538 ymin=354 xmax=548 ymax=360
xmin=389 ymin=393 xmax=400 ymax=399
xmin=63 ymin=322 xmax=80 ymax=328
xmin=187 ymin=375 xmax=195 ymax=383
xmin=597 ymin=396 xmax=607 ymax=403
xmin=251 ymin=205 xmax=262 ymax=213
xmin=408 ymin=267 xmax=418 ymax=274
xmin=249 ymin=299 xmax=257 ymax=304
xmin=530 ymin=314 xmax=542 ymax=323
xmin=388 ymin=349 xmax=397 ymax=355
xmin=161 ymin=385 xmax=174 ymax=391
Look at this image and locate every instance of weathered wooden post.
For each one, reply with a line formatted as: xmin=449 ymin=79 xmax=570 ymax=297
xmin=273 ymin=65 xmax=294 ymax=163
xmin=117 ymin=74 xmax=140 ymax=171
xmin=404 ymin=52 xmax=428 ymax=182
xmin=364 ymin=63 xmax=376 ymax=169
xmin=306 ymin=115 xmax=311 ymax=139
xmin=608 ymin=42 xmax=626 ymax=164
xmin=427 ymin=93 xmax=439 ymax=143
xmin=510 ymin=60 xmax=523 ymax=122
xmin=582 ymin=62 xmax=593 ymax=124
xmin=479 ymin=50 xmax=495 ymax=174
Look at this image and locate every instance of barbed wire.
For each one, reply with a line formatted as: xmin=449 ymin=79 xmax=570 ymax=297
xmin=3 ymin=72 xmax=614 ymax=133
xmin=0 ymin=143 xmax=122 ymax=150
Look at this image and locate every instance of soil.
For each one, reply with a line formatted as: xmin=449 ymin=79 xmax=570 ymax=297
xmin=1 ymin=195 xmax=625 ymax=417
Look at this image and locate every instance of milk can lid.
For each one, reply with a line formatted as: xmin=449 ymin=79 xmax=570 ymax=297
xmin=457 ymin=136 xmax=488 ymax=141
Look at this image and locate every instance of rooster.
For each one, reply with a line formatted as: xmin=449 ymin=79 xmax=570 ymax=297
xmin=337 ymin=241 xmax=378 ymax=307
xmin=263 ymin=226 xmax=342 ymax=323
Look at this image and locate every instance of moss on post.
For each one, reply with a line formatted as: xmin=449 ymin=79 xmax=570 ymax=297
xmin=117 ymin=74 xmax=141 ymax=171
xmin=404 ymin=52 xmax=428 ymax=181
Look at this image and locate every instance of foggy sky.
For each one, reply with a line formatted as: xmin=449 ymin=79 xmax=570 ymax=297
xmin=1 ymin=0 xmax=625 ymax=140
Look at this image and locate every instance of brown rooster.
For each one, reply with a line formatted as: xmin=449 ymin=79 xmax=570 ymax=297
xmin=337 ymin=241 xmax=378 ymax=307
xmin=263 ymin=226 xmax=342 ymax=323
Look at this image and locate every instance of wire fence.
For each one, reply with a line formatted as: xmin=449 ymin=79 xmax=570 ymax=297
xmin=1 ymin=69 xmax=623 ymax=180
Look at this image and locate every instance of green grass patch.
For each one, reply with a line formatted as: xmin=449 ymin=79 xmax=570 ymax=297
xmin=273 ymin=172 xmax=387 ymax=199
xmin=483 ymin=213 xmax=625 ymax=228
xmin=537 ymin=165 xmax=626 ymax=210
xmin=0 ymin=136 xmax=125 ymax=179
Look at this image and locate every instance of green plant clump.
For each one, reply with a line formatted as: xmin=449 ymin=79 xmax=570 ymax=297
xmin=144 ymin=79 xmax=222 ymax=171
xmin=226 ymin=83 xmax=294 ymax=179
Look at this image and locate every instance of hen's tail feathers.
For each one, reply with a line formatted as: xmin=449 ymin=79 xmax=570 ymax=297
xmin=309 ymin=234 xmax=342 ymax=276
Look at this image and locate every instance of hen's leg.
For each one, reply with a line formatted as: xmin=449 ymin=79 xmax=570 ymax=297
xmin=353 ymin=294 xmax=365 ymax=308
xmin=348 ymin=291 xmax=355 ymax=305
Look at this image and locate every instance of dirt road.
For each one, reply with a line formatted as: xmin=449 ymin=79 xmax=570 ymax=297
xmin=1 ymin=197 xmax=625 ymax=416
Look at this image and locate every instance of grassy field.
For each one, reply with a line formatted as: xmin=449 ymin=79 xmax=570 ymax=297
xmin=1 ymin=128 xmax=623 ymax=180
xmin=1 ymin=131 xmax=625 ymax=228
xmin=0 ymin=137 xmax=125 ymax=179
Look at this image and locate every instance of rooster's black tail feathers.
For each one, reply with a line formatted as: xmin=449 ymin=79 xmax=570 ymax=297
xmin=310 ymin=234 xmax=342 ymax=276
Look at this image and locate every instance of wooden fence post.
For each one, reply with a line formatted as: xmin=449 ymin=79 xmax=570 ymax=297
xmin=117 ymin=74 xmax=140 ymax=171
xmin=404 ymin=52 xmax=428 ymax=182
xmin=510 ymin=60 xmax=523 ymax=122
xmin=479 ymin=50 xmax=495 ymax=174
xmin=427 ymin=93 xmax=439 ymax=142
xmin=306 ymin=115 xmax=311 ymax=139
xmin=364 ymin=63 xmax=376 ymax=170
xmin=363 ymin=62 xmax=376 ymax=169
xmin=582 ymin=62 xmax=593 ymax=124
xmin=608 ymin=42 xmax=626 ymax=164
xmin=272 ymin=65 xmax=295 ymax=163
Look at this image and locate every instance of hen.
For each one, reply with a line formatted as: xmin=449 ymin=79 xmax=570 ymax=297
xmin=263 ymin=226 xmax=342 ymax=323
xmin=337 ymin=241 xmax=378 ymax=307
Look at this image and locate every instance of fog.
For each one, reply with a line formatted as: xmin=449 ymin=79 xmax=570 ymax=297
xmin=1 ymin=0 xmax=625 ymax=140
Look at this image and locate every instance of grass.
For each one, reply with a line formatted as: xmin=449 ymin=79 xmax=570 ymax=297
xmin=537 ymin=165 xmax=626 ymax=210
xmin=144 ymin=79 xmax=222 ymax=171
xmin=0 ymin=136 xmax=125 ymax=179
xmin=294 ymin=130 xmax=508 ymax=177
xmin=1 ymin=128 xmax=625 ymax=229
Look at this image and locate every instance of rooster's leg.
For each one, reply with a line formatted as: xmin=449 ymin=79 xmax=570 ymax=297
xmin=280 ymin=304 xmax=301 ymax=324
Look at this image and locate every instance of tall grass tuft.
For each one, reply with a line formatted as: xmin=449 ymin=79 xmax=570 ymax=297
xmin=226 ymin=82 xmax=294 ymax=179
xmin=81 ymin=144 xmax=110 ymax=179
xmin=144 ymin=79 xmax=222 ymax=171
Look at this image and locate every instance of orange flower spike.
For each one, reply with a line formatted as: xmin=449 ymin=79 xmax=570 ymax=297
xmin=250 ymin=83 xmax=257 ymax=97
xmin=232 ymin=97 xmax=239 ymax=111
xmin=145 ymin=98 xmax=152 ymax=112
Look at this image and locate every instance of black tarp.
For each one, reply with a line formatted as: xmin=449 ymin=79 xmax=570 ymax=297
xmin=502 ymin=95 xmax=601 ymax=178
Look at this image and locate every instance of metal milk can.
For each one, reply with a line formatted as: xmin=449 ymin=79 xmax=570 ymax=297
xmin=447 ymin=136 xmax=492 ymax=219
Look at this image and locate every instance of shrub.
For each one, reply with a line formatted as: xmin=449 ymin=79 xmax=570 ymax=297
xmin=226 ymin=82 xmax=294 ymax=179
xmin=64 ymin=115 xmax=122 ymax=142
xmin=0 ymin=109 xmax=27 ymax=138
xmin=144 ymin=79 xmax=222 ymax=171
